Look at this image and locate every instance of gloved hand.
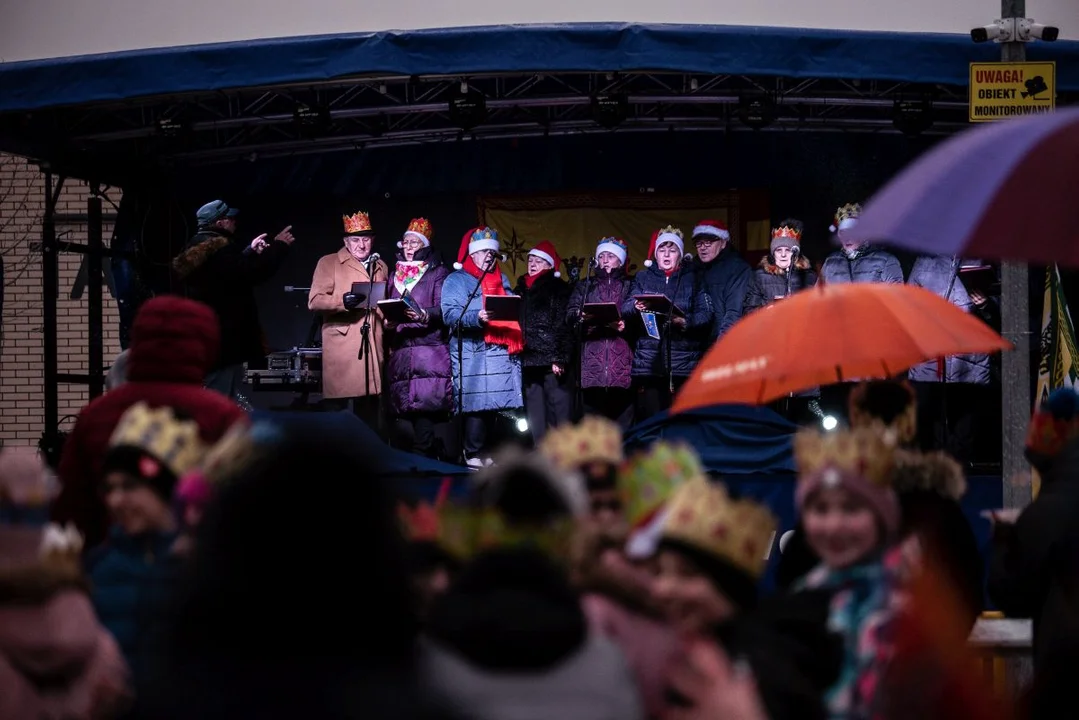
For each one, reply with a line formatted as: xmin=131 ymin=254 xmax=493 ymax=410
xmin=342 ymin=292 xmax=362 ymax=311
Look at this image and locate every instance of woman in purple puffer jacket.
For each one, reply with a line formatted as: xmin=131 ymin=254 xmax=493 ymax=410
xmin=566 ymin=237 xmax=635 ymax=429
xmin=385 ymin=218 xmax=453 ymax=457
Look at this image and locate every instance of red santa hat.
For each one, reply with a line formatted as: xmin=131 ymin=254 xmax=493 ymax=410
xmin=528 ymin=240 xmax=562 ymax=278
xmin=691 ymin=219 xmax=730 ymax=242
xmin=453 ymin=226 xmax=501 ymax=270
xmin=643 ymin=225 xmax=685 ymax=267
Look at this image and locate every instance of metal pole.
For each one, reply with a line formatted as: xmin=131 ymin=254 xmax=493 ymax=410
xmin=999 ymin=0 xmax=1032 ymax=509
xmin=87 ymin=184 xmax=104 ymax=399
xmin=41 ymin=170 xmax=59 ymax=451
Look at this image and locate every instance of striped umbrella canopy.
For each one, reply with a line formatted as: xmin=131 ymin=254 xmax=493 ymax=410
xmin=845 ymin=107 xmax=1079 ymax=265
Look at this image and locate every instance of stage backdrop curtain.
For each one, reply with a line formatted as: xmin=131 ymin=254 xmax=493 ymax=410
xmin=479 ymin=191 xmax=770 ymax=278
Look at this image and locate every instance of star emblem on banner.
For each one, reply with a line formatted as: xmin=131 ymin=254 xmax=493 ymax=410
xmin=504 ymin=228 xmax=528 ymax=275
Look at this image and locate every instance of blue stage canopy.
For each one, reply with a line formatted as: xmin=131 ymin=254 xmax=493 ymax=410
xmin=2 ymin=23 xmax=1078 ymax=113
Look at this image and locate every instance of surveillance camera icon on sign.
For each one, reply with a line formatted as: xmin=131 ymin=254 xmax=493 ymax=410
xmin=1021 ymin=76 xmax=1049 ymax=99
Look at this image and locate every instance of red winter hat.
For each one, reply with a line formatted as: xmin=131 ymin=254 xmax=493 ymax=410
xmin=528 ymin=240 xmax=562 ymax=278
xmin=691 ymin=219 xmax=730 ymax=242
xmin=644 ymin=226 xmax=685 ymax=268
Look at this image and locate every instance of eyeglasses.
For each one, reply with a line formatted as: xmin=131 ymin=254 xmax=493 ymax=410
xmin=401 ymin=237 xmax=424 ymax=247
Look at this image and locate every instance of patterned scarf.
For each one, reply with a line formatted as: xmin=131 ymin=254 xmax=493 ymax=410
xmin=394 ymin=260 xmax=429 ymax=295
xmin=461 ymin=255 xmax=523 ymax=355
xmin=795 ymin=551 xmax=903 ymax=720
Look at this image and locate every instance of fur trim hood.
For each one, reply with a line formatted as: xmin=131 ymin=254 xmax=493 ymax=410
xmin=759 ymin=254 xmax=812 ymax=275
xmin=892 ymin=449 xmax=967 ymax=500
xmin=172 ymin=231 xmax=230 ymax=280
xmin=473 ymin=447 xmax=588 ymax=519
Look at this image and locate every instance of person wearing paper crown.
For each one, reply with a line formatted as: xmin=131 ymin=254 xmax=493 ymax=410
xmin=819 ymin=202 xmax=903 ymax=286
xmin=689 ymin=218 xmax=751 ymax=341
xmin=172 ymin=200 xmax=296 ymax=399
xmin=86 ymin=403 xmax=207 ymax=714
xmin=441 ymin=227 xmax=524 ymax=466
xmin=384 ymin=218 xmax=454 ymax=458
xmin=566 ymin=237 xmax=635 ymax=429
xmin=308 ymin=211 xmax=390 ymax=428
xmin=623 ymin=225 xmax=714 ymax=423
xmin=743 ymin=218 xmax=817 ymax=314
xmin=515 ymin=240 xmax=574 ymax=442
xmin=0 ymin=447 xmax=131 ymax=719
xmin=789 ymin=427 xmax=906 ymax=720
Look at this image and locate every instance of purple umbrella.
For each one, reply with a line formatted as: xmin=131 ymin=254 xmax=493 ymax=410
xmin=847 ymin=107 xmax=1079 ymax=265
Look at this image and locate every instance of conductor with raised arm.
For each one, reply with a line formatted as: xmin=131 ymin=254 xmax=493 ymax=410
xmin=172 ymin=199 xmax=295 ymax=398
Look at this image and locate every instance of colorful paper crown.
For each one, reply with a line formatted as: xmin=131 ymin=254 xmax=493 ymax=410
xmin=471 ymin=227 xmax=498 ymax=243
xmin=829 ymin=203 xmax=862 ymax=233
xmin=109 ymin=403 xmax=206 ymax=481
xmin=343 ymin=211 xmax=373 ymax=235
xmin=1026 ymin=387 xmax=1079 ymax=459
xmin=619 ymin=441 xmax=706 ymax=529
xmin=406 ymin=217 xmax=432 ymax=241
xmin=794 ymin=427 xmax=896 ymax=490
xmin=415 ymin=503 xmax=577 ymax=563
xmin=771 ymin=225 xmax=803 ymax=242
xmin=662 ymin=477 xmax=777 ymax=578
xmin=848 ymin=381 xmax=918 ymax=445
xmin=657 ymin=225 xmax=684 ymax=241
xmin=598 ymin=237 xmax=627 ymax=251
xmin=539 ymin=416 xmax=624 ymax=472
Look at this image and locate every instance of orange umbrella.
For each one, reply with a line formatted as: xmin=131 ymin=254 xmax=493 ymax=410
xmin=673 ymin=282 xmax=1012 ymax=411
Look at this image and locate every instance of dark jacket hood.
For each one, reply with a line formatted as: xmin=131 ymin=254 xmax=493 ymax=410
xmin=127 ymin=295 xmax=221 ymax=384
xmin=426 ymin=547 xmax=586 ymax=672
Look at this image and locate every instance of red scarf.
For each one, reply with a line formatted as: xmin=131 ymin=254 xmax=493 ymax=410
xmin=523 ymin=268 xmax=552 ymax=289
xmin=462 ymin=256 xmax=524 ymax=355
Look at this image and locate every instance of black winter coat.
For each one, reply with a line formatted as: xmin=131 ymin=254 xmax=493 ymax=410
xmin=743 ymin=255 xmax=818 ymax=314
xmin=622 ymin=263 xmax=713 ymax=379
xmin=694 ymin=246 xmax=752 ymax=340
xmin=172 ymin=229 xmax=290 ymax=369
xmin=515 ymin=271 xmax=573 ymax=369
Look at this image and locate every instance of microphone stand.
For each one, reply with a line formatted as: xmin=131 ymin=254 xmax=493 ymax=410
xmin=574 ymin=257 xmax=596 ymax=419
xmin=357 ymin=253 xmax=379 ymax=423
xmin=665 ymin=256 xmax=690 ymax=399
xmin=455 ymin=256 xmax=498 ymax=463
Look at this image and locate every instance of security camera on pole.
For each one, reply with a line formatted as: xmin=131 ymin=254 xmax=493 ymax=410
xmin=969 ymin=0 xmax=1059 ymax=510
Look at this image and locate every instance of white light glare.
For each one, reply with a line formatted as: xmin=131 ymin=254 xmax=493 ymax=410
xmin=822 ymin=415 xmax=839 ymax=431
xmin=515 ymin=417 xmax=530 ymax=434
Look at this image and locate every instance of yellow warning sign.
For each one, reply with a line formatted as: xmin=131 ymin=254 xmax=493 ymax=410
xmin=969 ymin=62 xmax=1055 ymax=122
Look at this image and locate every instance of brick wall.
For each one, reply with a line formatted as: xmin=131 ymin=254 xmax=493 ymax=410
xmin=0 ymin=154 xmax=123 ymax=446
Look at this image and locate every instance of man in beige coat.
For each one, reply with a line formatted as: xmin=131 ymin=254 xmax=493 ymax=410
xmin=308 ymin=211 xmax=389 ymax=428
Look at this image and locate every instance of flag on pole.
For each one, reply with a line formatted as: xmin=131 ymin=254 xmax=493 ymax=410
xmin=1033 ymin=265 xmax=1079 ymax=496
xmin=1036 ymin=265 xmax=1079 ymax=404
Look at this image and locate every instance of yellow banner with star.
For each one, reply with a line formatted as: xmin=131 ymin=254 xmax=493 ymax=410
xmin=479 ymin=192 xmax=770 ymax=278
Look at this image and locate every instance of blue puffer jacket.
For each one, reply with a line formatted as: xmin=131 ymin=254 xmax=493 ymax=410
xmin=622 ymin=263 xmax=714 ymax=379
xmin=441 ymin=269 xmax=524 ymax=413
xmin=86 ymin=527 xmax=182 ymax=695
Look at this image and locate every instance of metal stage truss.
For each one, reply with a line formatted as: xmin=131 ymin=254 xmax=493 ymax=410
xmin=0 ymin=72 xmax=1001 ymax=172
xmin=7 ymin=69 xmax=1060 ymax=451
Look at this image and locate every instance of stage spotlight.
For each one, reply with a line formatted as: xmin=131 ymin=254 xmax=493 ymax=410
xmin=449 ymin=87 xmax=487 ymax=131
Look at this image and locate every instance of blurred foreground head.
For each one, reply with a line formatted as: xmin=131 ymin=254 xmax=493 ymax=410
xmin=158 ymin=418 xmax=419 ymax=717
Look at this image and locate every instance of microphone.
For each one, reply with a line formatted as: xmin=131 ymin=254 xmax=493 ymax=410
xmin=590 ymin=256 xmax=599 ymax=268
xmin=366 ymin=252 xmax=381 ymax=263
xmin=681 ymin=252 xmax=695 ymax=264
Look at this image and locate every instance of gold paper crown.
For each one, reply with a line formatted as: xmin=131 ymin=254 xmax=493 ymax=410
xmin=619 ymin=441 xmax=707 ymax=528
xmin=848 ymin=381 xmax=918 ymax=445
xmin=833 ymin=203 xmax=862 ymax=226
xmin=343 ymin=211 xmax=373 ymax=234
xmin=406 ymin=217 xmax=432 ymax=240
xmin=771 ymin=225 xmax=803 ymax=242
xmin=662 ymin=477 xmax=777 ymax=578
xmin=429 ymin=504 xmax=576 ymax=562
xmin=794 ymin=427 xmax=896 ymax=489
xmin=108 ymin=403 xmax=206 ymax=480
xmin=657 ymin=225 xmax=684 ymax=240
xmin=539 ymin=416 xmax=624 ymax=471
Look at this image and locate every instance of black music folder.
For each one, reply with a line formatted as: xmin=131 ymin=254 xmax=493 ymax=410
xmin=633 ymin=294 xmax=685 ymax=317
xmin=483 ymin=295 xmax=522 ymax=321
xmin=580 ymin=302 xmax=621 ymax=325
xmin=350 ymin=281 xmax=388 ymax=305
